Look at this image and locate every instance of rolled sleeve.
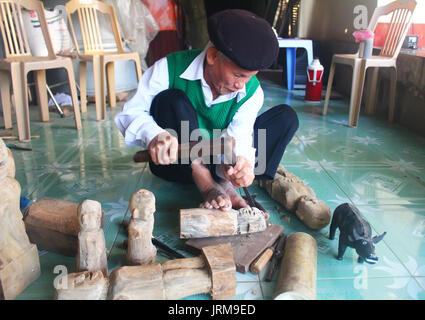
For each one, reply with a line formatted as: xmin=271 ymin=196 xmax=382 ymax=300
xmin=114 ymin=57 xmax=169 ymax=149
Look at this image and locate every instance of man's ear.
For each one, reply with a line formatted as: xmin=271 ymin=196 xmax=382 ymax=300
xmin=205 ymin=47 xmax=219 ymax=66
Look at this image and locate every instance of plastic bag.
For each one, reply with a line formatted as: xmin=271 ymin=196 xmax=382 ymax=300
xmin=104 ymin=0 xmax=159 ymax=69
xmin=22 ymin=8 xmax=74 ymax=56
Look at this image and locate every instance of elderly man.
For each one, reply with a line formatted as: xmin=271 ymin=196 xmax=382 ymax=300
xmin=115 ymin=9 xmax=299 ymax=211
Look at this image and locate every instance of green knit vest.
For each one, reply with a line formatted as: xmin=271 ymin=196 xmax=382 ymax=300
xmin=166 ymin=49 xmax=260 ymax=138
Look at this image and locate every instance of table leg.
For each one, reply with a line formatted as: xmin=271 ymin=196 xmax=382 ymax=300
xmin=286 ymin=47 xmax=296 ymax=90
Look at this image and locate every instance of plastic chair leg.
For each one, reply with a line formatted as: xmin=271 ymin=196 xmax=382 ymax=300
xmin=106 ymin=61 xmax=116 ymax=108
xmin=131 ymin=53 xmax=142 ymax=82
xmin=92 ymin=55 xmax=106 ymax=121
xmin=286 ymin=48 xmax=296 ymax=90
xmin=65 ymin=60 xmax=82 ymax=130
xmin=79 ymin=61 xmax=87 ymax=113
xmin=0 ymin=71 xmax=12 ymax=129
xmin=365 ymin=67 xmax=379 ymax=115
xmin=15 ymin=64 xmax=31 ymax=141
xmin=323 ymin=60 xmax=336 ymax=115
xmin=34 ymin=70 xmax=49 ymax=122
xmin=348 ymin=61 xmax=367 ymax=127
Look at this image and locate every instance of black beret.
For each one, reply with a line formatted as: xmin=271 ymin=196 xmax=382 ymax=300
xmin=208 ymin=9 xmax=279 ymax=71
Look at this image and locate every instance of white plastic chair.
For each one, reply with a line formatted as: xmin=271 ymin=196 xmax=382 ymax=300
xmin=323 ymin=0 xmax=417 ymax=127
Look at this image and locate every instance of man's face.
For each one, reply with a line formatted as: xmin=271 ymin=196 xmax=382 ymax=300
xmin=204 ymin=47 xmax=258 ymax=98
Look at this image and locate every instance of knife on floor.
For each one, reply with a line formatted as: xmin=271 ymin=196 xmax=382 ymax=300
xmin=6 ymin=143 xmax=32 ymax=151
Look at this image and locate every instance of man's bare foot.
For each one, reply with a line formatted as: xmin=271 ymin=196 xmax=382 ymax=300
xmin=199 ymin=182 xmax=232 ymax=211
xmin=219 ymin=179 xmax=249 ymax=209
xmin=192 ymin=159 xmax=232 ymax=211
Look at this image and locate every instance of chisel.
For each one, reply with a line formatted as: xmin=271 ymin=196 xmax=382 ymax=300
xmin=250 ymin=234 xmax=281 ymax=274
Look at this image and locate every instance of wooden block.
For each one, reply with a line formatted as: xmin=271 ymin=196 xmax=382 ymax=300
xmin=23 ymin=198 xmax=105 ymax=256
xmin=162 ymin=257 xmax=205 ymax=271
xmin=274 ymin=232 xmax=317 ymax=300
xmin=54 ymin=271 xmax=109 ymax=300
xmin=186 ymin=223 xmax=283 ymax=273
xmin=0 ymin=244 xmax=41 ymax=300
xmin=163 ymin=268 xmax=211 ymax=300
xmin=202 ymin=243 xmax=236 ymax=300
xmin=180 ymin=207 xmax=267 ymax=239
xmin=108 ymin=264 xmax=165 ymax=300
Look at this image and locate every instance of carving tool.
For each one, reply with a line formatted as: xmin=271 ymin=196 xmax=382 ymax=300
xmin=242 ymin=191 xmax=270 ymax=218
xmin=133 ymin=136 xmax=235 ymax=163
xmin=6 ymin=143 xmax=32 ymax=151
xmin=265 ymin=233 xmax=287 ymax=282
xmin=250 ymin=235 xmax=281 ymax=274
xmin=152 ymin=236 xmax=186 ymax=259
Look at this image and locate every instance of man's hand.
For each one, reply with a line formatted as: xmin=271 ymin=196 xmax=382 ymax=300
xmin=148 ymin=132 xmax=178 ymax=165
xmin=222 ymin=156 xmax=255 ymax=188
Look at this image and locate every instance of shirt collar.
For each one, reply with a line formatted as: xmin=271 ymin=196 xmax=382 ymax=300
xmin=179 ymin=44 xmax=247 ymax=102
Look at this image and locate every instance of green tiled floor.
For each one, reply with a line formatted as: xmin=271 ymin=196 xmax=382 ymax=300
xmin=2 ymin=78 xmax=425 ymax=300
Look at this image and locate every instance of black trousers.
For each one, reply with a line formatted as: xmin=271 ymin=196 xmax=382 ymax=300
xmin=149 ymin=88 xmax=299 ymax=183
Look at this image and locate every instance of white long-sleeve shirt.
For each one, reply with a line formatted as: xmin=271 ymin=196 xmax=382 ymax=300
xmin=114 ymin=45 xmax=264 ymax=174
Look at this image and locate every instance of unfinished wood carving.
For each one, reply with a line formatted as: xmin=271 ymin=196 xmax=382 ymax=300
xmin=295 ymin=195 xmax=331 ymax=230
xmin=54 ymin=270 xmax=109 ymax=300
xmin=109 ymin=243 xmax=235 ymax=300
xmin=0 ymin=139 xmax=40 ymax=300
xmin=76 ymin=199 xmax=108 ymax=277
xmin=180 ymin=207 xmax=267 ymax=239
xmin=259 ymin=165 xmax=331 ymax=230
xmin=126 ymin=189 xmax=156 ymax=265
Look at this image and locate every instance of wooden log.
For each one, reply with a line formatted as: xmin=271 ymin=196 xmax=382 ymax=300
xmin=163 ymin=268 xmax=212 ymax=300
xmin=180 ymin=207 xmax=267 ymax=239
xmin=273 ymin=232 xmax=317 ymax=300
xmin=162 ymin=257 xmax=212 ymax=300
xmin=108 ymin=264 xmax=166 ymax=300
xmin=24 ymin=198 xmax=79 ymax=256
xmin=54 ymin=271 xmax=108 ymax=300
xmin=0 ymin=138 xmax=40 ymax=300
xmin=126 ymin=189 xmax=156 ymax=265
xmin=162 ymin=257 xmax=205 ymax=271
xmin=76 ymin=200 xmax=108 ymax=278
xmin=23 ymin=198 xmax=105 ymax=257
xmin=0 ymin=244 xmax=40 ymax=300
xmin=202 ymin=243 xmax=236 ymax=300
xmin=108 ymin=244 xmax=236 ymax=300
